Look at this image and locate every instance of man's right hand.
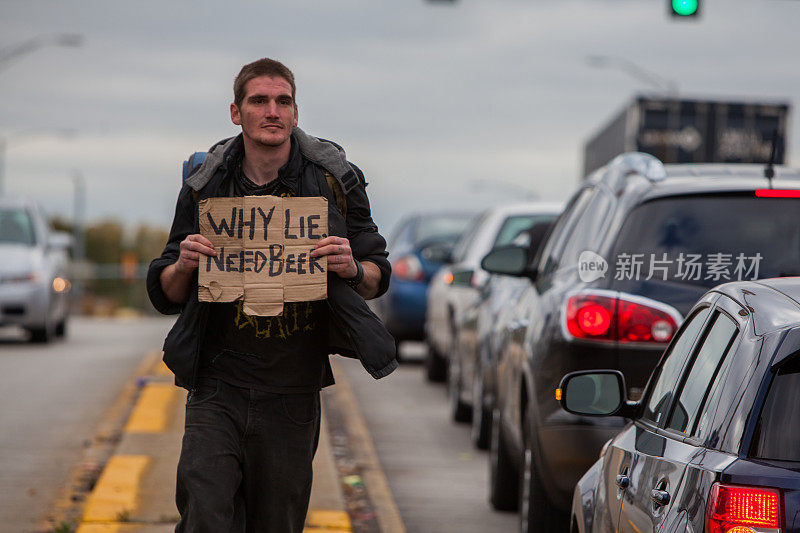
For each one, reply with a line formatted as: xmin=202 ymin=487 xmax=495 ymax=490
xmin=160 ymin=234 xmax=216 ymax=304
xmin=176 ymin=234 xmax=217 ymax=274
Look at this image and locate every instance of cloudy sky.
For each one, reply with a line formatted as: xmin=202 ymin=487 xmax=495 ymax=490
xmin=2 ymin=0 xmax=799 ymax=234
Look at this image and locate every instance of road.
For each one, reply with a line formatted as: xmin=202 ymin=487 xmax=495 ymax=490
xmin=1 ymin=320 xmax=517 ymax=532
xmin=0 ymin=316 xmax=175 ymax=532
xmin=336 ymin=343 xmax=518 ymax=533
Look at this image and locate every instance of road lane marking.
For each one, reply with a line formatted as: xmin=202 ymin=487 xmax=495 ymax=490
xmin=124 ymin=383 xmax=176 ymax=433
xmin=306 ymin=509 xmax=351 ymax=530
xmin=76 ymin=524 xmax=121 ymax=532
xmin=81 ymin=455 xmax=150 ymax=522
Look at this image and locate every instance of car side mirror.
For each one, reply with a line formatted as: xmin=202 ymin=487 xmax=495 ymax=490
xmin=480 ymin=245 xmax=535 ymax=279
xmin=558 ymin=370 xmax=637 ymax=419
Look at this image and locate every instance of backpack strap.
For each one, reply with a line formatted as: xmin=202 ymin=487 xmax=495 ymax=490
xmin=182 ymin=151 xmax=208 ymax=203
xmin=182 ymin=152 xmax=207 ymax=183
xmin=325 ymin=171 xmax=348 ymax=218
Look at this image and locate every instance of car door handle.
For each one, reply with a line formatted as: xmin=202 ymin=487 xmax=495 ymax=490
xmin=615 ymin=475 xmax=630 ymax=489
xmin=650 ymin=489 xmax=670 ymax=506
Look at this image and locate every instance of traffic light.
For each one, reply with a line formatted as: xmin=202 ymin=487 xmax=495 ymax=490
xmin=670 ymin=0 xmax=700 ymax=18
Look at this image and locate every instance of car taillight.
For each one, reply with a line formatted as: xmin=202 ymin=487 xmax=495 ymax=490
xmin=755 ymin=189 xmax=800 ymax=198
xmin=706 ymin=483 xmax=782 ymax=533
xmin=394 ymin=255 xmax=425 ymax=282
xmin=564 ymin=291 xmax=679 ymax=344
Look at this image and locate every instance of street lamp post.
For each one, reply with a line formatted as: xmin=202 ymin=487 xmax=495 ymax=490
xmin=0 ymin=33 xmax=83 ymax=73
xmin=585 ymin=55 xmax=679 ymax=97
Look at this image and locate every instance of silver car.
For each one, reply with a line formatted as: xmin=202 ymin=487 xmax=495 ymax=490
xmin=424 ymin=202 xmax=563 ymax=383
xmin=0 ymin=198 xmax=71 ymax=342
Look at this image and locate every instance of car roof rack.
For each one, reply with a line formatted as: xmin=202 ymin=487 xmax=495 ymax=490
xmin=598 ymin=152 xmax=667 ymax=193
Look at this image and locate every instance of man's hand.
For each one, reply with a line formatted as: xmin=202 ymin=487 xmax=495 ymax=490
xmin=160 ymin=234 xmax=216 ymax=304
xmin=310 ymin=236 xmax=357 ymax=277
xmin=176 ymin=234 xmax=217 ymax=274
xmin=310 ymin=236 xmax=382 ymax=299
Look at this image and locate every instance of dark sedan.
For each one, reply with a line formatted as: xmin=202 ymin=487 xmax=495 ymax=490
xmin=563 ymin=277 xmax=800 ymax=533
xmin=481 ymin=153 xmax=800 ymax=531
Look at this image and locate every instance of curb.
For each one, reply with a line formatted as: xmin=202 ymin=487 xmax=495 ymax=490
xmin=330 ymin=358 xmax=405 ymax=533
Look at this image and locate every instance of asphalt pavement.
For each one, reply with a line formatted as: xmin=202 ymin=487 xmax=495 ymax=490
xmin=1 ymin=319 xmax=518 ymax=532
xmin=0 ymin=316 xmax=175 ymax=533
xmin=335 ymin=343 xmax=518 ymax=533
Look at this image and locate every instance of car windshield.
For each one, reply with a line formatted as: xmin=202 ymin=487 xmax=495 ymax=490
xmin=750 ymin=356 xmax=800 ymax=462
xmin=415 ymin=214 xmax=474 ymax=246
xmin=0 ymin=208 xmax=35 ymax=246
xmin=610 ymin=194 xmax=800 ymax=288
xmin=493 ymin=214 xmax=558 ymax=249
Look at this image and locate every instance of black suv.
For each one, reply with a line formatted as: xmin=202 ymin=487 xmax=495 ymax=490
xmin=562 ymin=278 xmax=800 ymax=533
xmin=481 ymin=153 xmax=800 ymax=531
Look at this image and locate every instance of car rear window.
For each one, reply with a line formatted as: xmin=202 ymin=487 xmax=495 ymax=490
xmin=414 ymin=214 xmax=474 ymax=246
xmin=610 ymin=194 xmax=800 ymax=287
xmin=0 ymin=208 xmax=35 ymax=246
xmin=750 ymin=356 xmax=800 ymax=462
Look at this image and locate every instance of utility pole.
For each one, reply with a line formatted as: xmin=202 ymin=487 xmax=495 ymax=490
xmin=72 ymin=169 xmax=87 ymax=305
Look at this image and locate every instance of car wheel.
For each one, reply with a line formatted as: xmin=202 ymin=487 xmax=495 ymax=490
xmin=29 ymin=321 xmax=54 ymax=344
xmin=424 ymin=344 xmax=447 ymax=382
xmin=471 ymin=364 xmax=491 ymax=449
xmin=489 ymin=406 xmax=519 ymax=511
xmin=519 ymin=405 xmax=568 ymax=532
xmin=394 ymin=338 xmax=403 ymax=364
xmin=448 ymin=348 xmax=471 ymax=423
xmin=55 ymin=319 xmax=67 ymax=338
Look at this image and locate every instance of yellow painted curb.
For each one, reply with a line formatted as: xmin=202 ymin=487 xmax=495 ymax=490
xmin=124 ymin=383 xmax=176 ymax=433
xmin=306 ymin=509 xmax=351 ymax=530
xmin=82 ymin=455 xmax=150 ymax=522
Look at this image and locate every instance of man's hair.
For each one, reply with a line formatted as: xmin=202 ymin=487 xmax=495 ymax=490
xmin=233 ymin=58 xmax=296 ymax=108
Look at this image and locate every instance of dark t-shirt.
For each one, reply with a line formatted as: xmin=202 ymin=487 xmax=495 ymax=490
xmin=198 ymin=141 xmax=334 ymax=393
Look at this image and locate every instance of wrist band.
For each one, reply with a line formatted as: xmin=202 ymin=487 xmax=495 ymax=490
xmin=345 ymin=260 xmax=364 ymax=289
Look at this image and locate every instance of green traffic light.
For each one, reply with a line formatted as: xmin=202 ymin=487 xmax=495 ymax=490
xmin=672 ymin=0 xmax=699 ymax=16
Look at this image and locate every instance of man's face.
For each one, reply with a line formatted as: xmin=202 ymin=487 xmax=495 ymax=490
xmin=230 ymin=75 xmax=298 ymax=148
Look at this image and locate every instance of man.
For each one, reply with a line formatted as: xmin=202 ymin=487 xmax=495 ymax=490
xmin=147 ymin=58 xmax=396 ymax=532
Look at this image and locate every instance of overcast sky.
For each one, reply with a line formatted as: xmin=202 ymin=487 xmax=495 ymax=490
xmin=2 ymin=0 xmax=799 ymax=235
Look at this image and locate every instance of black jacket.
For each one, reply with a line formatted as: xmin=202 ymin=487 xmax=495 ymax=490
xmin=147 ymin=131 xmax=397 ymax=389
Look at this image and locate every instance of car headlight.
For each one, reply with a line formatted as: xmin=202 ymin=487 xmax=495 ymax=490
xmin=52 ymin=277 xmax=71 ymax=293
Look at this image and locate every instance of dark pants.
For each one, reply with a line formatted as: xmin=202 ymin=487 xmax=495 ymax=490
xmin=175 ymin=378 xmax=321 ymax=533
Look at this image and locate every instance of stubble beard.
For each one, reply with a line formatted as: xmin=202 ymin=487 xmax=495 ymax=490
xmin=249 ymin=127 xmax=291 ymax=149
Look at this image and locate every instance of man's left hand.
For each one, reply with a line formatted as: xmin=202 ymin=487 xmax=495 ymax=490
xmin=310 ymin=236 xmax=358 ymax=278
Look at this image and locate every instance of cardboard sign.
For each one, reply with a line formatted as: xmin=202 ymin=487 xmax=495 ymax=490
xmin=197 ymin=196 xmax=328 ymax=316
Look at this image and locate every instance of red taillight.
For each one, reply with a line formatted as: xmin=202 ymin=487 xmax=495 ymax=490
xmin=394 ymin=255 xmax=425 ymax=282
xmin=755 ymin=189 xmax=800 ymax=198
xmin=577 ymin=305 xmax=612 ymax=336
xmin=706 ymin=483 xmax=782 ymax=533
xmin=617 ymin=298 xmax=676 ymax=343
xmin=564 ymin=292 xmax=678 ymax=344
xmin=566 ymin=294 xmax=615 ymax=340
